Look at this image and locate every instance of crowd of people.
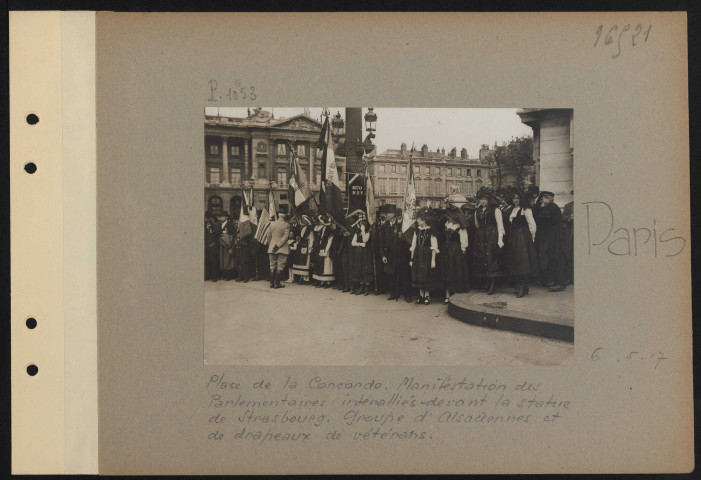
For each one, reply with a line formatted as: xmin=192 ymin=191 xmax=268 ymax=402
xmin=205 ymin=186 xmax=574 ymax=304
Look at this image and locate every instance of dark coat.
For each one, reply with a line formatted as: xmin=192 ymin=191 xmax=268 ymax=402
xmin=533 ymin=201 xmax=564 ymax=269
xmin=378 ymin=219 xmax=402 ymax=275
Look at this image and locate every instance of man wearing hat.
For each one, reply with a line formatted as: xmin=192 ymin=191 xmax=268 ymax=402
xmin=204 ymin=212 xmax=221 ymax=282
xmin=218 ymin=212 xmax=237 ymax=281
xmin=266 ymin=213 xmax=291 ymax=289
xmin=561 ymin=190 xmax=574 ymax=286
xmin=533 ymin=191 xmax=566 ymax=291
xmin=377 ymin=204 xmax=400 ymax=299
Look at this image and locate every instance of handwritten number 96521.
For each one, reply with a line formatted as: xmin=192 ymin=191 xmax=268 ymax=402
xmin=594 ymin=24 xmax=652 ymax=59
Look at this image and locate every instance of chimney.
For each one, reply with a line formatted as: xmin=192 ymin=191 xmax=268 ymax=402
xmin=441 ymin=147 xmax=445 ymax=155
xmin=400 ymin=142 xmax=407 ymax=158
xmin=450 ymin=147 xmax=457 ymax=158
xmin=421 ymin=144 xmax=428 ymax=157
xmin=461 ymin=148 xmax=467 ymax=159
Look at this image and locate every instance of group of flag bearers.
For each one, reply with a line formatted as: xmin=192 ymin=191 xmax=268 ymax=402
xmin=205 ymin=111 xmax=574 ymax=303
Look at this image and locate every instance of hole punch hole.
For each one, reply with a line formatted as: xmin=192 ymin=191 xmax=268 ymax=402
xmin=26 ymin=364 xmax=39 ymax=376
xmin=26 ymin=113 xmax=39 ymax=125
xmin=24 ymin=162 xmax=37 ymax=174
xmin=26 ymin=318 xmax=37 ymax=329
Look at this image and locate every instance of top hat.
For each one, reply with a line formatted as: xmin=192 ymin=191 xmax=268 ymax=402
xmin=540 ymin=191 xmax=555 ymax=197
xmin=379 ymin=204 xmax=396 ymax=214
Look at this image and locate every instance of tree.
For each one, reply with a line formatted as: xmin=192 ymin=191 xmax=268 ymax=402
xmin=503 ymin=135 xmax=534 ymax=189
xmin=490 ymin=142 xmax=507 ymax=189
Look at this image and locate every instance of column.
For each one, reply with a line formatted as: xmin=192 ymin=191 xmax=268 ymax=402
xmin=266 ymin=138 xmax=274 ymax=184
xmin=243 ymin=139 xmax=250 ymax=181
xmin=250 ymin=139 xmax=257 ymax=181
xmin=309 ymin=141 xmax=316 ymax=184
xmin=221 ymin=136 xmax=230 ymax=185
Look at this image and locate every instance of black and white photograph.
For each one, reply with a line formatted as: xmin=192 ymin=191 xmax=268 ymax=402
xmin=203 ymin=107 xmax=574 ymax=366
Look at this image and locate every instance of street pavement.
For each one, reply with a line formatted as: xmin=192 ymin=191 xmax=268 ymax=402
xmin=204 ymin=279 xmax=574 ymax=366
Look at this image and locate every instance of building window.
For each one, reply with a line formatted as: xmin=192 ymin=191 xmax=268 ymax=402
xmin=390 ymin=180 xmax=398 ymax=195
xmin=434 ymin=179 xmax=442 ymax=194
xmin=446 ymin=167 xmax=452 ymax=176
xmin=477 ymin=169 xmax=482 ymax=177
xmin=427 ymin=180 xmax=433 ymax=195
xmin=230 ymin=167 xmax=242 ymax=185
xmin=209 ymin=166 xmax=220 ymax=184
xmin=297 ymin=143 xmax=306 ymax=157
xmin=414 ymin=165 xmax=420 ymax=175
xmin=466 ymin=183 xmax=473 ymax=195
xmin=435 ymin=167 xmax=440 ymax=175
xmin=258 ymin=163 xmax=266 ymax=179
xmin=379 ymin=178 xmax=387 ymax=195
xmin=466 ymin=169 xmax=471 ymax=177
xmin=378 ymin=164 xmax=385 ymax=173
xmin=280 ymin=193 xmax=287 ymax=201
xmin=400 ymin=179 xmax=406 ymax=194
xmin=277 ymin=143 xmax=286 ymax=156
xmin=230 ymin=145 xmax=240 ymax=157
xmin=277 ymin=167 xmax=287 ymax=185
xmin=391 ymin=165 xmax=397 ymax=174
xmin=209 ymin=144 xmax=219 ymax=155
xmin=401 ymin=165 xmax=407 ymax=174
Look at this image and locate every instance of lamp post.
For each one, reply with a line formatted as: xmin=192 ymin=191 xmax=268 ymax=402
xmin=363 ymin=107 xmax=377 ymax=156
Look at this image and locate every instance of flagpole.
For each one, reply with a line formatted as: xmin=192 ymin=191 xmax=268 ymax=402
xmin=362 ymin=152 xmax=379 ymax=295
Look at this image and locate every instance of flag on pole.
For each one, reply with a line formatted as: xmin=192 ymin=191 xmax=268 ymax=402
xmin=248 ymin=188 xmax=258 ymax=225
xmin=318 ymin=116 xmax=346 ymax=226
xmin=364 ymin=162 xmax=376 ymax=225
xmin=268 ymin=189 xmax=277 ymax=221
xmin=254 ymin=208 xmax=272 ymax=245
xmin=288 ymin=148 xmax=312 ymax=213
xmin=402 ymin=144 xmax=417 ymax=233
xmin=239 ymin=190 xmax=253 ymax=239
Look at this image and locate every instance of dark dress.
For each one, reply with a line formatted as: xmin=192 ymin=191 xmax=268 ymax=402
xmin=350 ymin=226 xmax=374 ymax=283
xmin=562 ymin=201 xmax=574 ymax=283
xmin=472 ymin=205 xmax=505 ymax=278
xmin=506 ymin=208 xmax=539 ymax=277
xmin=533 ymin=202 xmax=564 ymax=282
xmin=439 ymin=225 xmax=470 ymax=293
xmin=411 ymin=227 xmax=438 ymax=289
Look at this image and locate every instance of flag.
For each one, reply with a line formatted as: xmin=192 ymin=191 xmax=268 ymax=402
xmin=247 ymin=189 xmax=258 ymax=226
xmin=288 ymin=149 xmax=312 ymax=213
xmin=238 ymin=190 xmax=253 ymax=239
xmin=254 ymin=208 xmax=272 ymax=245
xmin=318 ymin=116 xmax=346 ymax=226
xmin=402 ymin=144 xmax=417 ymax=233
xmin=268 ymin=189 xmax=277 ymax=221
xmin=364 ymin=163 xmax=376 ymax=225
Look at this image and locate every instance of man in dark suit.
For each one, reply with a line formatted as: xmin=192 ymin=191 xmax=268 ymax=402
xmin=378 ymin=204 xmax=401 ymax=300
xmin=266 ymin=214 xmax=291 ymax=289
xmin=205 ymin=213 xmax=222 ymax=282
xmin=533 ymin=191 xmax=566 ymax=291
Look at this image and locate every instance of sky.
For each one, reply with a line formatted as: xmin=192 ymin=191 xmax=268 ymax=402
xmin=204 ymin=107 xmax=532 ymax=159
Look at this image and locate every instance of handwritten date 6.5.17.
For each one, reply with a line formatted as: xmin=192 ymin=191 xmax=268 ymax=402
xmin=594 ymin=24 xmax=652 ymax=59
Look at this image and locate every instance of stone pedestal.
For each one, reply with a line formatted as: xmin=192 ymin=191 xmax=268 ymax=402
xmin=517 ymin=109 xmax=574 ymax=207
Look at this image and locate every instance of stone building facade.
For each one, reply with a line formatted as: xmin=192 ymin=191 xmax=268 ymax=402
xmin=369 ymin=143 xmax=491 ymax=209
xmin=517 ymin=108 xmax=574 ymax=207
xmin=204 ymin=108 xmax=346 ymax=216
